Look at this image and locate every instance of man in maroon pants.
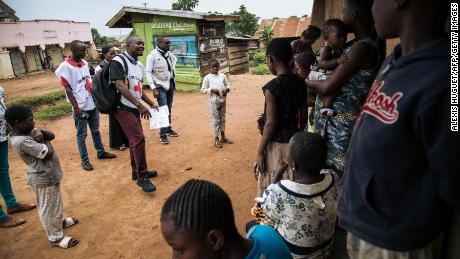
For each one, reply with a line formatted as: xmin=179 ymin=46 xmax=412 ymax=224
xmin=109 ymin=36 xmax=159 ymax=193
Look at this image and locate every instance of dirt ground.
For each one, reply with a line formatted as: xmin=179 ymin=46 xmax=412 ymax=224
xmin=0 ymin=72 xmax=62 ymax=103
xmin=0 ymin=73 xmax=272 ymax=258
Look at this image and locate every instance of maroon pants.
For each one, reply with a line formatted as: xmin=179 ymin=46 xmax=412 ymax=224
xmin=114 ymin=108 xmax=148 ymax=178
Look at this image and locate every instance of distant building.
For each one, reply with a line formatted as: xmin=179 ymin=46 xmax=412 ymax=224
xmin=0 ymin=0 xmax=18 ymax=22
xmin=106 ymin=6 xmax=236 ymax=91
xmin=253 ymin=17 xmax=311 ymax=42
xmin=0 ymin=0 xmax=97 ymax=79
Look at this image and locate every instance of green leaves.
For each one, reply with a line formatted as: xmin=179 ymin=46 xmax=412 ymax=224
xmin=228 ymin=5 xmax=259 ymax=36
xmin=171 ymin=0 xmax=199 ymax=11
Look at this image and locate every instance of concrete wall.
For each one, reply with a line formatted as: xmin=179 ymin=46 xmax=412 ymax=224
xmin=0 ymin=20 xmax=97 ymax=59
xmin=0 ymin=50 xmax=14 ymax=79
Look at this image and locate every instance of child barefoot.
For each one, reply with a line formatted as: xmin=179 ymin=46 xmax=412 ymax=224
xmin=200 ymin=58 xmax=233 ymax=148
xmin=309 ymin=19 xmax=347 ymax=116
xmin=254 ymin=132 xmax=338 ymax=259
xmin=161 ymin=179 xmax=293 ymax=259
xmin=5 ymin=105 xmax=79 ymax=249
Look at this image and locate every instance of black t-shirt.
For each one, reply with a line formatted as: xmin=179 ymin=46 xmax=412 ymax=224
xmin=262 ymin=74 xmax=307 ymax=143
xmin=109 ymin=61 xmax=125 ymax=81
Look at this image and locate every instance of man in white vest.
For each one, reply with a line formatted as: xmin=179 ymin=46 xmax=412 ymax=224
xmin=55 ymin=40 xmax=116 ymax=172
xmin=109 ymin=36 xmax=159 ymax=193
xmin=146 ymin=37 xmax=178 ymax=145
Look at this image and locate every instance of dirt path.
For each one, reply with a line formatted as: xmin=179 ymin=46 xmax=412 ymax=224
xmin=0 ymin=72 xmax=61 ymax=103
xmin=0 ymin=74 xmax=273 ymax=258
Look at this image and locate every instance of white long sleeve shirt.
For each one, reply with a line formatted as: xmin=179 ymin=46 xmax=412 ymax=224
xmin=145 ymin=48 xmax=177 ymax=90
xmin=200 ymin=72 xmax=233 ymax=95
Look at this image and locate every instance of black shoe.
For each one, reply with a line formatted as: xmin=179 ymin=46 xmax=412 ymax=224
xmin=137 ymin=177 xmax=156 ymax=192
xmin=97 ymin=152 xmax=116 ymax=159
xmin=160 ymin=136 xmax=169 ymax=145
xmin=132 ymin=170 xmax=158 ymax=181
xmin=82 ymin=162 xmax=93 ymax=171
xmin=167 ymin=130 xmax=179 ymax=137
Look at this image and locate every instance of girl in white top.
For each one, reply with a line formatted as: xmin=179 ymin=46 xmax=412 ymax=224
xmin=200 ymin=58 xmax=233 ymax=148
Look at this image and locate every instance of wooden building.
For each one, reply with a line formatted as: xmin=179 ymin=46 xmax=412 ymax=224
xmin=106 ymin=6 xmax=236 ymax=91
xmin=226 ymin=35 xmax=252 ymax=74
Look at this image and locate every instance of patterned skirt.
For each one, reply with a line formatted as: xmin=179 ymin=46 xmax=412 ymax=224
xmin=256 ymin=141 xmax=294 ymax=196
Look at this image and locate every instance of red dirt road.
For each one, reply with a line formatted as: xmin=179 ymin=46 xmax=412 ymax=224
xmin=0 ymin=74 xmax=273 ymax=258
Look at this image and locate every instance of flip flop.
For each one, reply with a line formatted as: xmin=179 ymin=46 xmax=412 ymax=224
xmin=221 ymin=139 xmax=233 ymax=144
xmin=63 ymin=217 xmax=79 ymax=228
xmin=6 ymin=202 xmax=36 ymax=214
xmin=51 ymin=236 xmax=79 ymax=249
xmin=214 ymin=140 xmax=223 ymax=148
xmin=0 ymin=215 xmax=26 ymax=228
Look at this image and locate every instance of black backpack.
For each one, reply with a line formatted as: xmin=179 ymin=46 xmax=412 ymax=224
xmin=91 ymin=54 xmax=129 ymax=114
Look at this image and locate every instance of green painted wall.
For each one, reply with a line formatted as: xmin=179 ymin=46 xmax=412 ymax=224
xmin=133 ymin=17 xmax=201 ymax=92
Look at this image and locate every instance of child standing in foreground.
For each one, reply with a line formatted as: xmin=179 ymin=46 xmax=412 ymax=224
xmin=309 ymin=19 xmax=347 ymax=116
xmin=254 ymin=38 xmax=308 ymax=197
xmin=256 ymin=132 xmax=338 ymax=259
xmin=161 ymin=179 xmax=293 ymax=259
xmin=200 ymin=58 xmax=233 ymax=148
xmin=5 ymin=105 xmax=79 ymax=249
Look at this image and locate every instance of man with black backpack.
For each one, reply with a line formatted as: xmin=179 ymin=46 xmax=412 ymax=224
xmin=55 ymin=40 xmax=116 ymax=172
xmin=108 ymin=36 xmax=159 ymax=193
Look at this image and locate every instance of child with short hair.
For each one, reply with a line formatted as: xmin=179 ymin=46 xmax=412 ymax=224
xmin=309 ymin=19 xmax=347 ymax=116
xmin=291 ymin=25 xmax=322 ymax=57
xmin=254 ymin=38 xmax=308 ymax=197
xmin=256 ymin=131 xmax=338 ymax=259
xmin=161 ymin=179 xmax=293 ymax=259
xmin=200 ymin=58 xmax=233 ymax=148
xmin=5 ymin=105 xmax=79 ymax=249
xmin=293 ymin=51 xmax=319 ymax=131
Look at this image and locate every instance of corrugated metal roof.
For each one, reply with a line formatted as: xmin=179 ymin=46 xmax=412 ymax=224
xmin=253 ymin=17 xmax=311 ymax=39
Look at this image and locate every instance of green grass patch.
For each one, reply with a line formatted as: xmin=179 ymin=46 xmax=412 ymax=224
xmin=6 ymin=90 xmax=66 ymax=108
xmin=252 ymin=64 xmax=270 ymax=75
xmin=34 ymin=102 xmax=72 ymax=121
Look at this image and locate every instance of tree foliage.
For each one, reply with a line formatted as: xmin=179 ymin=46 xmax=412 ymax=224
xmin=91 ymin=28 xmax=108 ymax=47
xmin=228 ymin=5 xmax=259 ymax=36
xmin=91 ymin=28 xmax=119 ymax=47
xmin=260 ymin=26 xmax=274 ymax=47
xmin=172 ymin=0 xmax=199 ymax=11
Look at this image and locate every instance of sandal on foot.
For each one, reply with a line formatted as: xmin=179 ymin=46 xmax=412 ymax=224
xmin=51 ymin=236 xmax=79 ymax=249
xmin=7 ymin=202 xmax=36 ymax=214
xmin=214 ymin=140 xmax=223 ymax=148
xmin=221 ymin=139 xmax=233 ymax=144
xmin=0 ymin=215 xmax=26 ymax=228
xmin=63 ymin=217 xmax=79 ymax=228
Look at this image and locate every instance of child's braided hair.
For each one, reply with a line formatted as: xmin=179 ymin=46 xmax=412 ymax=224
xmin=161 ymin=179 xmax=239 ymax=239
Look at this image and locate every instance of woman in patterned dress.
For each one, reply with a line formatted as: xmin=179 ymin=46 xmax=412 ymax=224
xmin=305 ymin=0 xmax=382 ymax=174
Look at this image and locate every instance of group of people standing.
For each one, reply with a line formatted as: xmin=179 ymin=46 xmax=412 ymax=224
xmin=54 ymin=36 xmax=180 ymax=193
xmin=1 ymin=0 xmax=457 ymax=256
xmin=0 ymin=35 xmax=184 ymax=248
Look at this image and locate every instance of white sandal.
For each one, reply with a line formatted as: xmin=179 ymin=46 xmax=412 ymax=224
xmin=52 ymin=236 xmax=79 ymax=248
xmin=63 ymin=217 xmax=79 ymax=228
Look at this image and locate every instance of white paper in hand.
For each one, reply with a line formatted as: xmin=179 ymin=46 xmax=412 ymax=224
xmin=149 ymin=106 xmax=170 ymax=129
